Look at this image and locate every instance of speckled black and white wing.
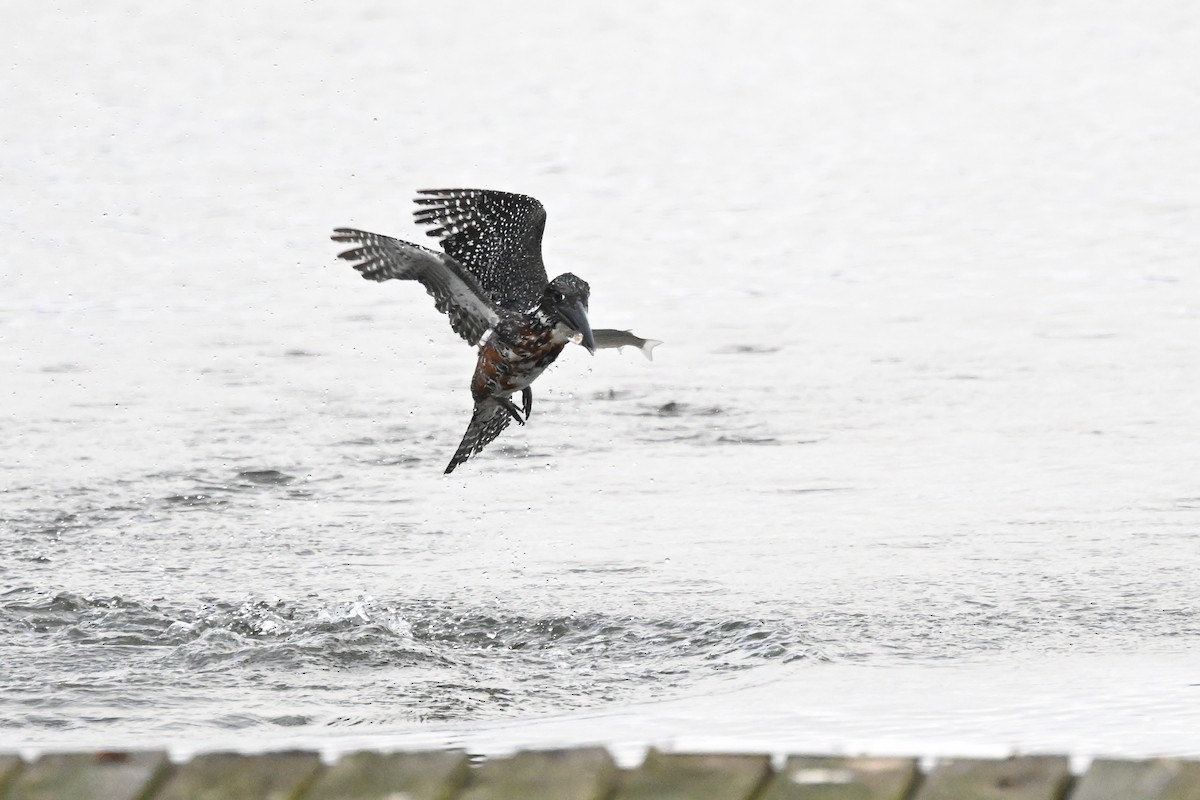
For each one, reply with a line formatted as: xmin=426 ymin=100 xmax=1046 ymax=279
xmin=413 ymin=189 xmax=549 ymax=311
xmin=444 ymin=399 xmax=512 ymax=474
xmin=332 ymin=228 xmax=500 ymax=346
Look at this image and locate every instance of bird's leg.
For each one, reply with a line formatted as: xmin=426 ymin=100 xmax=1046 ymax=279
xmin=496 ymin=396 xmax=526 ymax=426
xmin=522 ymin=387 xmax=533 ymax=419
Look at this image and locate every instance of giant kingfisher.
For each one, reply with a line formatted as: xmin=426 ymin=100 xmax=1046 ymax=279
xmin=332 ymin=188 xmax=660 ymax=474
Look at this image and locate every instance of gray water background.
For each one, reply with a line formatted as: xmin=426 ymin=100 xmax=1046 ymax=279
xmin=2 ymin=1 xmax=1200 ymax=760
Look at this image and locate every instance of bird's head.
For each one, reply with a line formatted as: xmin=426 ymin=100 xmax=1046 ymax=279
xmin=542 ymin=273 xmax=595 ymax=353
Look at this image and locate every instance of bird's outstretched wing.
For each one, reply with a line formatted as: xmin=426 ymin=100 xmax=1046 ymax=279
xmin=332 ymin=228 xmax=500 ymax=346
xmin=445 ymin=399 xmax=513 ymax=474
xmin=413 ymin=189 xmax=549 ymax=311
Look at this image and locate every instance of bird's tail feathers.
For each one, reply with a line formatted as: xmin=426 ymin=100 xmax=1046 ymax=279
xmin=444 ymin=399 xmax=513 ymax=474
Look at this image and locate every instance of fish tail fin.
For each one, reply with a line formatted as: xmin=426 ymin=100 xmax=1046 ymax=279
xmin=639 ymin=339 xmax=663 ymax=361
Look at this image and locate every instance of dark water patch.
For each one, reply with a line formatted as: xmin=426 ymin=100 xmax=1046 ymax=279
xmin=637 ymin=431 xmax=707 ymax=444
xmin=803 ymin=594 xmax=1200 ymax=662
xmin=716 ymin=434 xmax=779 ymax=445
xmin=567 ymin=563 xmax=649 ymax=575
xmin=156 ymin=468 xmax=316 ymax=508
xmin=713 ymin=344 xmax=782 ymax=355
xmin=40 ymin=362 xmax=87 ymax=373
xmin=337 ymin=436 xmax=379 ymax=446
xmin=403 ymin=606 xmax=813 ymax=668
xmin=236 ymin=469 xmax=297 ymax=486
xmin=25 ymin=510 xmax=103 ymax=538
xmin=2 ymin=715 xmax=75 ymax=730
xmin=164 ymin=492 xmax=231 ymax=508
xmin=210 ymin=714 xmax=262 ymax=729
xmin=0 ymin=589 xmax=169 ymax=643
xmin=337 ymin=430 xmax=434 ymax=467
xmin=628 ymin=401 xmax=779 ymax=449
xmin=652 ymin=401 xmax=725 ymax=417
xmin=491 ymin=442 xmax=537 ymax=460
xmin=266 ymin=714 xmax=313 ymax=726
xmin=365 ymin=454 xmax=424 ymax=467
xmin=592 ymin=389 xmax=633 ymax=401
xmin=1 ymin=497 xmax=140 ymax=552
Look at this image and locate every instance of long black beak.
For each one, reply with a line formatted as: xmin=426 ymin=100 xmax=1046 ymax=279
xmin=557 ymin=300 xmax=596 ymax=354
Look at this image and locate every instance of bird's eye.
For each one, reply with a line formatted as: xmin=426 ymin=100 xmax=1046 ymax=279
xmin=551 ymin=290 xmax=564 ymax=303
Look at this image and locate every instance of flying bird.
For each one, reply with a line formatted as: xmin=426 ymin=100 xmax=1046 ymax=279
xmin=332 ymin=188 xmax=660 ymax=474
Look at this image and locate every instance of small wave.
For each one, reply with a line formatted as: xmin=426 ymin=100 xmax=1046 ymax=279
xmin=163 ymin=493 xmax=230 ymax=508
xmin=716 ymin=434 xmax=779 ymax=445
xmin=0 ymin=589 xmax=821 ymax=726
xmin=143 ymin=467 xmax=321 ymax=511
xmin=651 ymin=401 xmax=725 ymax=417
xmin=713 ymin=344 xmax=782 ymax=354
xmin=235 ymin=470 xmax=297 ymax=486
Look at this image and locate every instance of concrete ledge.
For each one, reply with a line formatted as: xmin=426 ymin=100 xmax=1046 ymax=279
xmin=0 ymin=748 xmax=1197 ymax=799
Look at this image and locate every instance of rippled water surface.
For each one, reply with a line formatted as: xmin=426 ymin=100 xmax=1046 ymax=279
xmin=3 ymin=1 xmax=1200 ymax=759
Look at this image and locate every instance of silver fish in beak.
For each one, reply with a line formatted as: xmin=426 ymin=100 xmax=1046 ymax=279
xmin=591 ymin=329 xmax=663 ymax=360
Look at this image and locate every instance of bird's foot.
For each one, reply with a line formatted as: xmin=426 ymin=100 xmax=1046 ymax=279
xmin=521 ymin=387 xmax=533 ymax=419
xmin=497 ymin=397 xmax=526 ymax=426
